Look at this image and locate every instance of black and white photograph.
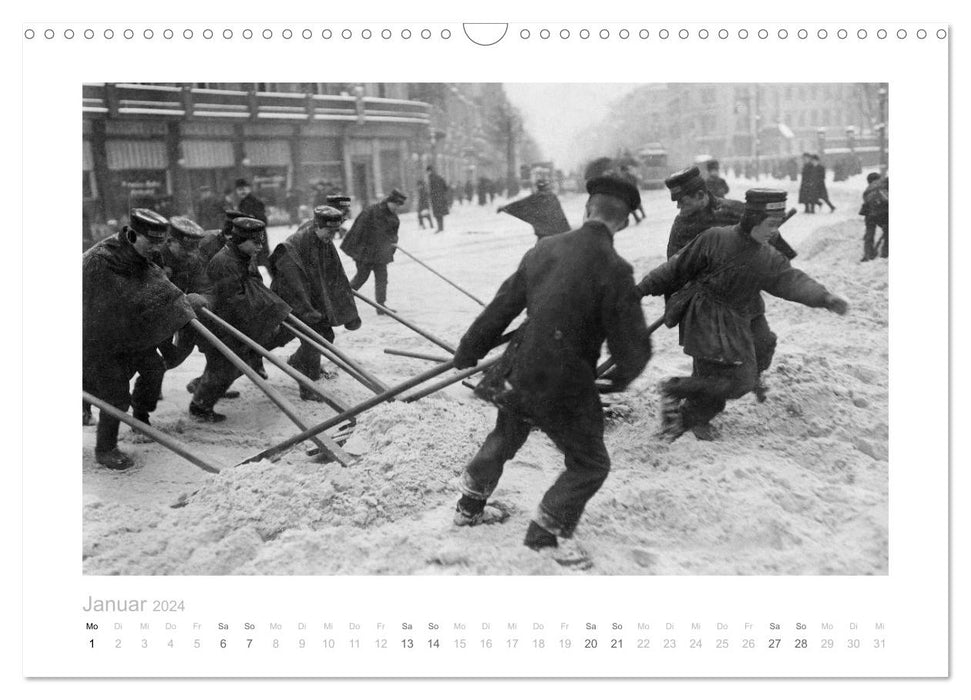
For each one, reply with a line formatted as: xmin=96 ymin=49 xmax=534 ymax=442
xmin=81 ymin=81 xmax=889 ymax=576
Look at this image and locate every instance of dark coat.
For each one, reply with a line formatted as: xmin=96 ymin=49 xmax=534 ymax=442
xmin=82 ymin=232 xmax=195 ymax=362
xmin=198 ymin=231 xmax=227 ymax=265
xmin=666 ymin=198 xmax=745 ymax=259
xmin=160 ymin=244 xmax=212 ymax=296
xmin=812 ymin=162 xmax=829 ymax=200
xmin=455 ymin=221 xmax=653 ymax=432
xmin=705 ymin=175 xmax=730 ymax=199
xmin=428 ymin=173 xmax=449 ymax=217
xmin=237 ymin=193 xmax=270 ymax=267
xmin=859 ymin=178 xmax=889 ymax=223
xmin=270 ymin=221 xmax=360 ymax=328
xmin=499 ymin=192 xmax=571 ymax=238
xmin=339 ymin=202 xmax=400 ymax=265
xmin=237 ymin=193 xmax=267 ymax=224
xmin=206 ymin=241 xmax=291 ymax=349
xmin=640 ymin=225 xmax=831 ymax=366
xmin=798 ymin=162 xmax=817 ymax=204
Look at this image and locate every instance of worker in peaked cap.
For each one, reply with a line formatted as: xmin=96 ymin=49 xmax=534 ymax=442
xmin=314 ymin=205 xmax=344 ymax=229
xmin=325 ymin=195 xmax=352 ymax=217
xmin=636 ymin=185 xmax=848 ymax=443
xmin=168 ymin=215 xmax=205 ymax=243
xmin=83 ymin=208 xmax=194 ymax=470
xmin=586 ymin=173 xmax=641 ymax=214
xmin=125 ymin=208 xmax=169 ymax=258
xmin=744 ymin=187 xmax=788 ymax=214
xmin=270 ymin=205 xmax=361 ymax=400
xmin=665 ymin=166 xmax=707 ymax=202
xmin=230 ymin=216 xmax=266 ymax=242
xmin=341 ymin=188 xmax=406 ymax=314
xmin=190 ymin=217 xmax=291 ymax=422
xmin=324 ymin=195 xmax=353 ymax=240
xmin=199 ymin=208 xmax=246 ymax=264
xmin=449 ymin=168 xmax=653 ymax=567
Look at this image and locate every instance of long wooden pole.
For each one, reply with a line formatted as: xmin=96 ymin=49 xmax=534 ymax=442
xmin=383 ymin=348 xmax=452 ymax=364
xmin=281 ymin=321 xmax=382 ymax=395
xmin=189 ymin=319 xmax=354 ymax=468
xmin=352 ymin=290 xmax=457 ymax=354
xmin=286 ymin=314 xmax=389 ymax=392
xmin=394 ymin=244 xmax=486 ymax=307
xmin=82 ymin=390 xmax=224 ymax=474
xmin=238 ymin=327 xmax=519 ymax=466
xmin=199 ymin=308 xmax=352 ymax=418
xmin=237 ymin=359 xmax=458 ymax=466
xmin=400 ymin=357 xmax=500 ymax=403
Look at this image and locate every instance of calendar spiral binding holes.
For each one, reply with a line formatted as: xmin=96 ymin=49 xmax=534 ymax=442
xmin=23 ymin=24 xmax=948 ymax=43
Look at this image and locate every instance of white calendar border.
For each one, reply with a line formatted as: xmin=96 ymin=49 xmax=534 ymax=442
xmin=13 ymin=0 xmax=962 ymax=693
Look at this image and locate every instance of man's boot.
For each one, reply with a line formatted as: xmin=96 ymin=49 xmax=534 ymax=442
xmin=690 ymin=422 xmax=721 ymax=441
xmin=187 ymin=377 xmax=239 ymax=400
xmin=523 ymin=520 xmax=557 ymax=550
xmin=453 ymin=495 xmax=507 ymax=526
xmin=189 ymin=402 xmax=227 ymax=423
xmin=95 ymin=448 xmax=134 ymax=471
xmin=657 ymin=382 xmax=687 ymax=442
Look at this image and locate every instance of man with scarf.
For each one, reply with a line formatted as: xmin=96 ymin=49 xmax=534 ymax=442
xmin=451 ymin=175 xmax=653 ymax=568
xmin=189 ymin=217 xmax=292 ymax=422
xmin=270 ymin=206 xmax=362 ymax=401
xmin=83 ymin=209 xmax=198 ymax=470
xmin=496 ymin=179 xmax=571 ymax=240
xmin=636 ymin=189 xmax=848 ymax=441
xmin=340 ymin=189 xmax=407 ymax=314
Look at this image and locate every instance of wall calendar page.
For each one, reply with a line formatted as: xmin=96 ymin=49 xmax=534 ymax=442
xmin=14 ymin=1 xmax=963 ymax=698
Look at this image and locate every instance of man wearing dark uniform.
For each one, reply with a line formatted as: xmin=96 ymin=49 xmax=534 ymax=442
xmin=859 ymin=173 xmax=889 ymax=261
xmin=325 ymin=194 xmax=352 ymax=240
xmin=189 ymin=218 xmax=292 ymax=422
xmin=199 ymin=208 xmax=246 ymax=265
xmin=270 ymin=206 xmax=362 ymax=401
xmin=636 ymin=189 xmax=849 ymax=441
xmin=234 ymin=178 xmax=271 ymax=270
xmin=665 ymin=166 xmax=747 ymax=260
xmin=340 ymin=189 xmax=407 ymax=314
xmin=496 ymin=178 xmax=571 ymax=239
xmin=155 ymin=216 xmax=215 ymax=373
xmin=451 ymin=175 xmax=653 ymax=567
xmin=664 ymin=166 xmax=796 ymax=427
xmin=704 ymin=159 xmax=730 ymax=199
xmin=83 ymin=209 xmax=197 ymax=469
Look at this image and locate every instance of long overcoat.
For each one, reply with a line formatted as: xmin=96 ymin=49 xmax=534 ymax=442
xmin=339 ymin=202 xmax=400 ymax=265
xmin=270 ymin=221 xmax=360 ymax=328
xmin=455 ymin=221 xmax=653 ymax=434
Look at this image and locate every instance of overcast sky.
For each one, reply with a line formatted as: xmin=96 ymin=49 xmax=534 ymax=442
xmin=503 ymin=83 xmax=641 ymax=170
